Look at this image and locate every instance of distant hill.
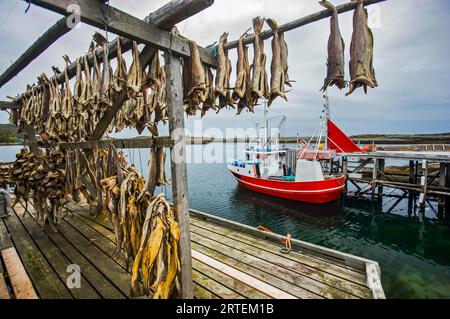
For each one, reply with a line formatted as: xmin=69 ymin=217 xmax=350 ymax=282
xmin=0 ymin=123 xmax=21 ymax=143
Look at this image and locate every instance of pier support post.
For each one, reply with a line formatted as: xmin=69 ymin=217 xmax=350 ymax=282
xmin=378 ymin=159 xmax=385 ymax=196
xmin=165 ymin=51 xmax=193 ymax=299
xmin=438 ymin=163 xmax=446 ymax=217
xmin=418 ymin=160 xmax=428 ymax=222
xmin=372 ymin=158 xmax=379 ymax=199
xmin=343 ymin=156 xmax=348 ymax=192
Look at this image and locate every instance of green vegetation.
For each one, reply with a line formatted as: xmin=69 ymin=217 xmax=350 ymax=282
xmin=0 ymin=123 xmax=21 ymax=143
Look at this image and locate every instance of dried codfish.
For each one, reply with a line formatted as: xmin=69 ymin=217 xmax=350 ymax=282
xmin=249 ymin=17 xmax=269 ymax=107
xmin=183 ymin=40 xmax=207 ymax=116
xmin=214 ymin=33 xmax=233 ymax=113
xmin=155 ymin=147 xmax=170 ymax=186
xmin=232 ymin=32 xmax=252 ymax=114
xmin=113 ymin=37 xmax=128 ymax=94
xmin=267 ymin=18 xmax=288 ymax=106
xmin=320 ymin=0 xmax=346 ymax=91
xmin=61 ymin=59 xmax=73 ymax=120
xmin=200 ymin=66 xmax=217 ymax=117
xmin=347 ymin=0 xmax=378 ymax=96
xmin=126 ymin=41 xmax=143 ymax=98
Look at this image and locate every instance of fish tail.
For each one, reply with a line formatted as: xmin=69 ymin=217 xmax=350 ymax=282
xmin=266 ymin=18 xmax=278 ymax=32
xmin=319 ymin=0 xmax=336 ymax=11
xmin=253 ymin=16 xmax=265 ymax=34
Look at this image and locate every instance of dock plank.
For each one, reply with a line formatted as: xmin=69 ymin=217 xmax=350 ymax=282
xmin=0 ymin=273 xmax=10 ymax=299
xmin=192 ymin=259 xmax=270 ymax=299
xmin=191 ymin=217 xmax=367 ymax=284
xmin=191 ymin=241 xmax=322 ymax=299
xmin=192 ymin=250 xmax=296 ymax=299
xmin=192 ymin=269 xmax=245 ymax=299
xmin=15 ymin=209 xmax=101 ymax=299
xmin=64 ymin=215 xmax=129 ymax=269
xmin=191 ymin=232 xmax=354 ymax=299
xmin=1 ymin=247 xmax=38 ymax=299
xmin=0 ymin=219 xmax=13 ymax=251
xmin=193 ymin=284 xmax=221 ymax=299
xmin=191 ymin=223 xmax=370 ymax=299
xmin=2 ymin=211 xmax=72 ymax=299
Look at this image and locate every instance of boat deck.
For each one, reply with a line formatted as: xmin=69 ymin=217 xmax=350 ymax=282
xmin=0 ymin=202 xmax=383 ymax=299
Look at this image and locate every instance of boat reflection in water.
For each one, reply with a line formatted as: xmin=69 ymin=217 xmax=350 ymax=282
xmin=230 ymin=184 xmax=344 ymax=231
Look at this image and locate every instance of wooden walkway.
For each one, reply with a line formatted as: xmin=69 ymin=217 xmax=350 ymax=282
xmin=0 ymin=202 xmax=382 ymax=299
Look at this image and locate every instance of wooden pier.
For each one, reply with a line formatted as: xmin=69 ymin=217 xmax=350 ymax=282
xmin=0 ymin=202 xmax=384 ymax=299
xmin=339 ymin=151 xmax=450 ymax=220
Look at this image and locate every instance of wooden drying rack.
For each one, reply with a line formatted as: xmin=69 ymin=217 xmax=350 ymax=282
xmin=0 ymin=0 xmax=387 ymax=298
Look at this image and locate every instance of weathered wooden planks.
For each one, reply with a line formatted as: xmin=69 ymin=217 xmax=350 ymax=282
xmin=190 ymin=224 xmax=370 ymax=298
xmin=192 ymin=250 xmax=296 ymax=299
xmin=15 ymin=209 xmax=100 ymax=299
xmin=1 ymin=247 xmax=38 ymax=299
xmin=191 ymin=217 xmax=368 ymax=285
xmin=0 ymin=272 xmax=10 ymax=299
xmin=0 ymin=220 xmax=13 ymax=251
xmin=3 ymin=211 xmax=72 ymax=298
xmin=192 ymin=259 xmax=270 ymax=299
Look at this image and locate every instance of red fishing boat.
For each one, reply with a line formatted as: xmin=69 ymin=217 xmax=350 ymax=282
xmin=228 ymin=96 xmax=363 ymax=204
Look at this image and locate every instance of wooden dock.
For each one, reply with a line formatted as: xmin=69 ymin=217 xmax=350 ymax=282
xmin=0 ymin=202 xmax=384 ymax=299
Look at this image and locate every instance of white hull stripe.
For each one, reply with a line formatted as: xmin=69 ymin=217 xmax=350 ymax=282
xmin=236 ymin=177 xmax=345 ymax=194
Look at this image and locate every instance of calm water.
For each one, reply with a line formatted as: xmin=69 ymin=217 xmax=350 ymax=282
xmin=2 ymin=144 xmax=450 ymax=299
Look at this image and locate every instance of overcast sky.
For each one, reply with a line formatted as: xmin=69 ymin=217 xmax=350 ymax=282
xmin=0 ymin=0 xmax=449 ymax=138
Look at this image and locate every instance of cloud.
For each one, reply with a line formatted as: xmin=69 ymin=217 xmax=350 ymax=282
xmin=0 ymin=0 xmax=449 ymax=137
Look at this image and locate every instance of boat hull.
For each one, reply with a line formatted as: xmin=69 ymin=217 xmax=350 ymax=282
xmin=229 ymin=170 xmax=346 ymax=204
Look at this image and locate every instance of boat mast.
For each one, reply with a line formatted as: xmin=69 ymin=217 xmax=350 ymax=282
xmin=264 ymin=98 xmax=269 ymax=150
xmin=323 ymin=90 xmax=330 ymax=151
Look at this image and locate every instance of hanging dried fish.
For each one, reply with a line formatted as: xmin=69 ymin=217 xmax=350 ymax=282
xmin=214 ymin=33 xmax=233 ymax=113
xmin=127 ymin=41 xmax=143 ymax=98
xmin=249 ymin=17 xmax=269 ymax=107
xmin=232 ymin=32 xmax=252 ymax=115
xmin=183 ymin=40 xmax=207 ymax=116
xmin=113 ymin=37 xmax=128 ymax=94
xmin=155 ymin=147 xmax=170 ymax=186
xmin=320 ymin=0 xmax=346 ymax=92
xmin=347 ymin=0 xmax=378 ymax=96
xmin=200 ymin=66 xmax=217 ymax=117
xmin=267 ymin=18 xmax=288 ymax=106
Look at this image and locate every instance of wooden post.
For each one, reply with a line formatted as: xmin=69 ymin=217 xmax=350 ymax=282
xmin=418 ymin=160 xmax=428 ymax=222
xmin=372 ymin=158 xmax=379 ymax=198
xmin=446 ymin=164 xmax=450 ymax=221
xmin=164 ymin=51 xmax=193 ymax=299
xmin=342 ymin=156 xmax=348 ymax=191
xmin=438 ymin=163 xmax=446 ymax=216
xmin=24 ymin=125 xmax=38 ymax=153
xmin=378 ymin=159 xmax=385 ymax=196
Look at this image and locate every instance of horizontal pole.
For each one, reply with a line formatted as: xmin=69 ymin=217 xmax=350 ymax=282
xmin=27 ymin=0 xmax=215 ymax=65
xmin=56 ymin=136 xmax=173 ymax=150
xmin=0 ymin=17 xmax=72 ymax=89
xmin=0 ymin=101 xmax=20 ymax=110
xmin=222 ymin=0 xmax=387 ymax=51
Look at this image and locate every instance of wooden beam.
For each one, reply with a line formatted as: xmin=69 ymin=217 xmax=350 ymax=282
xmin=221 ymin=0 xmax=387 ymax=51
xmin=58 ymin=136 xmax=173 ymax=150
xmin=165 ymin=51 xmax=193 ymax=299
xmin=0 ymin=101 xmax=20 ymax=110
xmin=26 ymin=0 xmax=215 ymax=66
xmin=0 ymin=17 xmax=72 ymax=89
xmin=90 ymin=0 xmax=214 ymax=141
